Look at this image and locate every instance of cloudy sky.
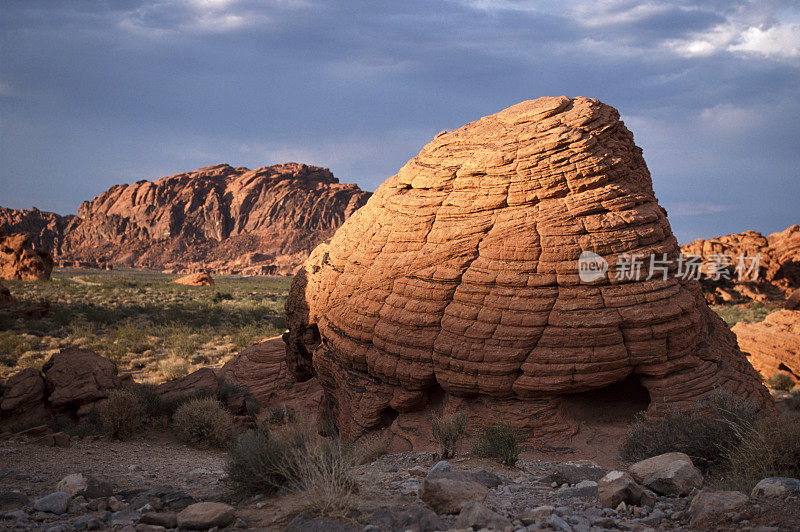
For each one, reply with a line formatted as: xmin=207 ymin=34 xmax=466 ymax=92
xmin=1 ymin=0 xmax=798 ymax=242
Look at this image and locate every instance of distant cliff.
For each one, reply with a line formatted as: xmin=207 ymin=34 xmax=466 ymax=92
xmin=0 ymin=163 xmax=371 ymax=275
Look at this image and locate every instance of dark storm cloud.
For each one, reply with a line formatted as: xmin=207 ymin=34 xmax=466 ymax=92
xmin=1 ymin=0 xmax=798 ymax=241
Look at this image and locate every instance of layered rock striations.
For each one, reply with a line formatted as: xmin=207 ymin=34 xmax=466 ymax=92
xmin=732 ymin=310 xmax=800 ymax=384
xmin=285 ymin=96 xmax=771 ymax=443
xmin=1 ymin=163 xmax=370 ymax=275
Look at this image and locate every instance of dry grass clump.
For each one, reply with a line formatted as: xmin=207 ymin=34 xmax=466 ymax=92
xmin=172 ymin=396 xmax=233 ymax=448
xmin=97 ymin=389 xmax=143 ymax=440
xmin=724 ymin=417 xmax=800 ymax=491
xmin=159 ymin=355 xmax=190 ymax=380
xmin=225 ymin=421 xmax=359 ymax=516
xmin=619 ymin=389 xmax=758 ymax=471
xmin=766 ymin=372 xmax=795 ymax=392
xmin=431 ymin=411 xmax=468 ymax=459
xmin=473 ymin=419 xmax=524 ymax=466
xmin=0 ymin=331 xmax=31 ymax=367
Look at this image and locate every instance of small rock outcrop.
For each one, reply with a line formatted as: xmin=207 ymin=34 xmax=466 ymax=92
xmin=0 ymin=280 xmax=14 ymax=308
xmin=285 ymin=96 xmax=772 ymax=443
xmin=173 ymin=272 xmax=214 ymax=286
xmin=732 ymin=310 xmax=800 ymax=384
xmin=0 ymin=229 xmax=53 ymax=280
xmin=628 ymin=452 xmax=703 ymax=496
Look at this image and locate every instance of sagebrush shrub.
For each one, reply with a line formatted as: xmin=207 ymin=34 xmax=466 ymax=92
xmin=159 ymin=355 xmax=190 ymax=380
xmin=724 ymin=417 xmax=800 ymax=491
xmin=619 ymin=388 xmax=758 ymax=471
xmin=431 ymin=411 xmax=468 ymax=459
xmin=172 ymin=397 xmax=233 ymax=448
xmin=766 ymin=372 xmax=795 ymax=392
xmin=98 ymin=389 xmax=143 ymax=440
xmin=473 ymin=420 xmax=524 ymax=466
xmin=130 ymin=383 xmax=164 ymax=422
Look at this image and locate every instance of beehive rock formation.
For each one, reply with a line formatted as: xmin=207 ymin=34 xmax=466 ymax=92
xmin=286 ymin=96 xmax=771 ymax=442
xmin=1 ymin=163 xmax=371 ymax=275
xmin=733 ymin=310 xmax=800 ymax=384
xmin=0 ymin=229 xmax=54 ymax=281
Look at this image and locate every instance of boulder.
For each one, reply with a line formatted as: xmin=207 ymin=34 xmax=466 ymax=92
xmin=140 ymin=512 xmax=179 ymax=528
xmin=173 ymin=272 xmax=214 ymax=286
xmin=597 ymin=471 xmax=644 ymax=509
xmin=688 ymin=488 xmax=748 ymax=524
xmin=0 ymin=280 xmax=14 ymax=307
xmin=33 ymin=492 xmax=71 ymax=514
xmin=156 ymin=367 xmax=219 ymax=402
xmin=56 ymin=473 xmax=114 ymax=499
xmin=751 ymin=477 xmax=800 ymax=498
xmin=549 ymin=461 xmax=608 ymax=485
xmin=42 ymin=347 xmax=120 ymax=409
xmin=419 ymin=475 xmax=488 ymax=514
xmin=628 ymin=452 xmax=703 ymax=496
xmin=0 ymin=230 xmax=53 ymax=281
xmin=453 ymin=502 xmax=511 ymax=530
xmin=285 ymin=96 xmax=772 ymax=442
xmin=0 ymin=368 xmax=46 ymax=415
xmin=176 ymin=502 xmax=235 ymax=529
xmin=733 ymin=310 xmax=800 ymax=385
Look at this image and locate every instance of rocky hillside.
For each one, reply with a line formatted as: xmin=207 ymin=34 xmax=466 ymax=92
xmin=0 ymin=163 xmax=371 ymax=274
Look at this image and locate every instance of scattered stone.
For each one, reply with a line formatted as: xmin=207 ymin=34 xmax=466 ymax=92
xmin=408 ymin=466 xmax=428 ymax=478
xmin=366 ymin=506 xmax=444 ymax=532
xmin=628 ymin=452 xmax=703 ymax=496
xmin=33 ymin=492 xmax=71 ymax=514
xmin=597 ymin=471 xmax=643 ymax=509
xmin=140 ymin=512 xmax=178 ymax=528
xmin=519 ymin=505 xmax=555 ymax=525
xmin=52 ymin=431 xmax=71 ymax=448
xmin=419 ymin=475 xmax=488 ymax=514
xmin=285 ymin=513 xmax=357 ymax=532
xmin=135 ymin=525 xmax=166 ymax=532
xmin=751 ymin=477 xmax=800 ymax=498
xmin=177 ymin=502 xmax=236 ymax=530
xmin=108 ymin=497 xmax=129 ymax=512
xmin=68 ymin=495 xmax=87 ymax=514
xmin=549 ymin=462 xmax=608 ymax=485
xmin=0 ymin=491 xmax=29 ymax=511
xmin=429 ymin=461 xmax=451 ymax=475
xmin=73 ymin=515 xmax=103 ymax=531
xmin=56 ymin=473 xmax=114 ymax=499
xmin=110 ymin=508 xmax=140 ymax=527
xmin=688 ymin=488 xmax=749 ymax=525
xmin=557 ymin=480 xmax=598 ymax=498
xmin=453 ymin=502 xmax=512 ymax=530
xmin=549 ymin=513 xmax=573 ymax=532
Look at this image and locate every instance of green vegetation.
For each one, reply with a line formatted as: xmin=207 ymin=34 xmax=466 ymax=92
xmin=710 ymin=303 xmax=780 ymax=326
xmin=724 ymin=417 xmax=800 ymax=491
xmin=473 ymin=419 xmax=525 ymax=466
xmin=431 ymin=411 xmax=469 ymax=459
xmin=766 ymin=372 xmax=795 ymax=392
xmin=1 ymin=268 xmax=292 ymax=381
xmin=172 ymin=396 xmax=234 ymax=448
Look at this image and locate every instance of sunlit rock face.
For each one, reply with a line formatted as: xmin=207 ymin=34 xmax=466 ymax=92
xmin=286 ymin=96 xmax=771 ymax=443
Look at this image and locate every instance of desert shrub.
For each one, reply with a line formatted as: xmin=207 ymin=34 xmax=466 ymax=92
xmin=161 ymin=388 xmax=217 ymax=418
xmin=219 ymin=378 xmax=261 ymax=417
xmin=48 ymin=414 xmax=100 ymax=437
xmin=97 ymin=389 xmax=143 ymax=440
xmin=295 ymin=437 xmax=359 ymax=517
xmin=225 ymin=424 xmax=313 ymax=495
xmin=159 ymin=355 xmax=190 ymax=380
xmin=130 ymin=383 xmax=164 ymax=422
xmin=357 ymin=442 xmax=388 ymax=465
xmin=724 ymin=417 xmax=800 ymax=491
xmin=14 ymin=352 xmax=46 ymax=371
xmin=788 ymin=389 xmax=800 ymax=411
xmin=212 ymin=291 xmax=234 ymax=303
xmin=113 ymin=319 xmax=151 ymax=354
xmin=266 ymin=405 xmax=296 ymax=426
xmin=710 ymin=304 xmax=779 ymax=326
xmin=172 ymin=397 xmax=233 ymax=448
xmin=619 ymin=389 xmax=758 ymax=471
xmin=766 ymin=372 xmax=795 ymax=392
xmin=473 ymin=420 xmax=524 ymax=466
xmin=431 ymin=411 xmax=469 ymax=459
xmin=0 ymin=331 xmax=30 ymax=367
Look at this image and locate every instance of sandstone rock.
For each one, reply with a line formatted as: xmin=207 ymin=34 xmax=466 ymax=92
xmin=366 ymin=506 xmax=444 ymax=532
xmin=550 ymin=461 xmax=608 ymax=485
xmin=520 ymin=505 xmax=555 ymax=525
xmin=733 ymin=310 xmax=800 ymax=385
xmin=1 ymin=163 xmax=370 ymax=275
xmin=751 ymin=477 xmax=800 ymax=498
xmin=0 ymin=229 xmax=53 ymax=281
xmin=453 ymin=502 xmax=511 ymax=530
xmin=419 ymin=475 xmax=488 ymax=514
xmin=42 ymin=347 xmax=120 ymax=409
xmin=156 ymin=367 xmax=218 ymax=402
xmin=173 ymin=272 xmax=213 ymax=286
xmin=769 ymin=224 xmax=800 ymax=286
xmin=688 ymin=488 xmax=748 ymax=524
xmin=286 ymin=96 xmax=771 ymax=442
xmin=628 ymin=452 xmax=703 ymax=496
xmin=0 ymin=368 xmax=46 ymax=416
xmin=598 ymin=471 xmax=644 ymax=509
xmin=33 ymin=492 xmax=70 ymax=514
xmin=56 ymin=473 xmax=114 ymax=499
xmin=140 ymin=512 xmax=178 ymax=528
xmin=218 ymin=337 xmax=322 ymax=412
xmin=176 ymin=502 xmax=235 ymax=529
xmin=785 ymin=288 xmax=800 ymax=310
xmin=0 ymin=280 xmax=14 ymax=308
